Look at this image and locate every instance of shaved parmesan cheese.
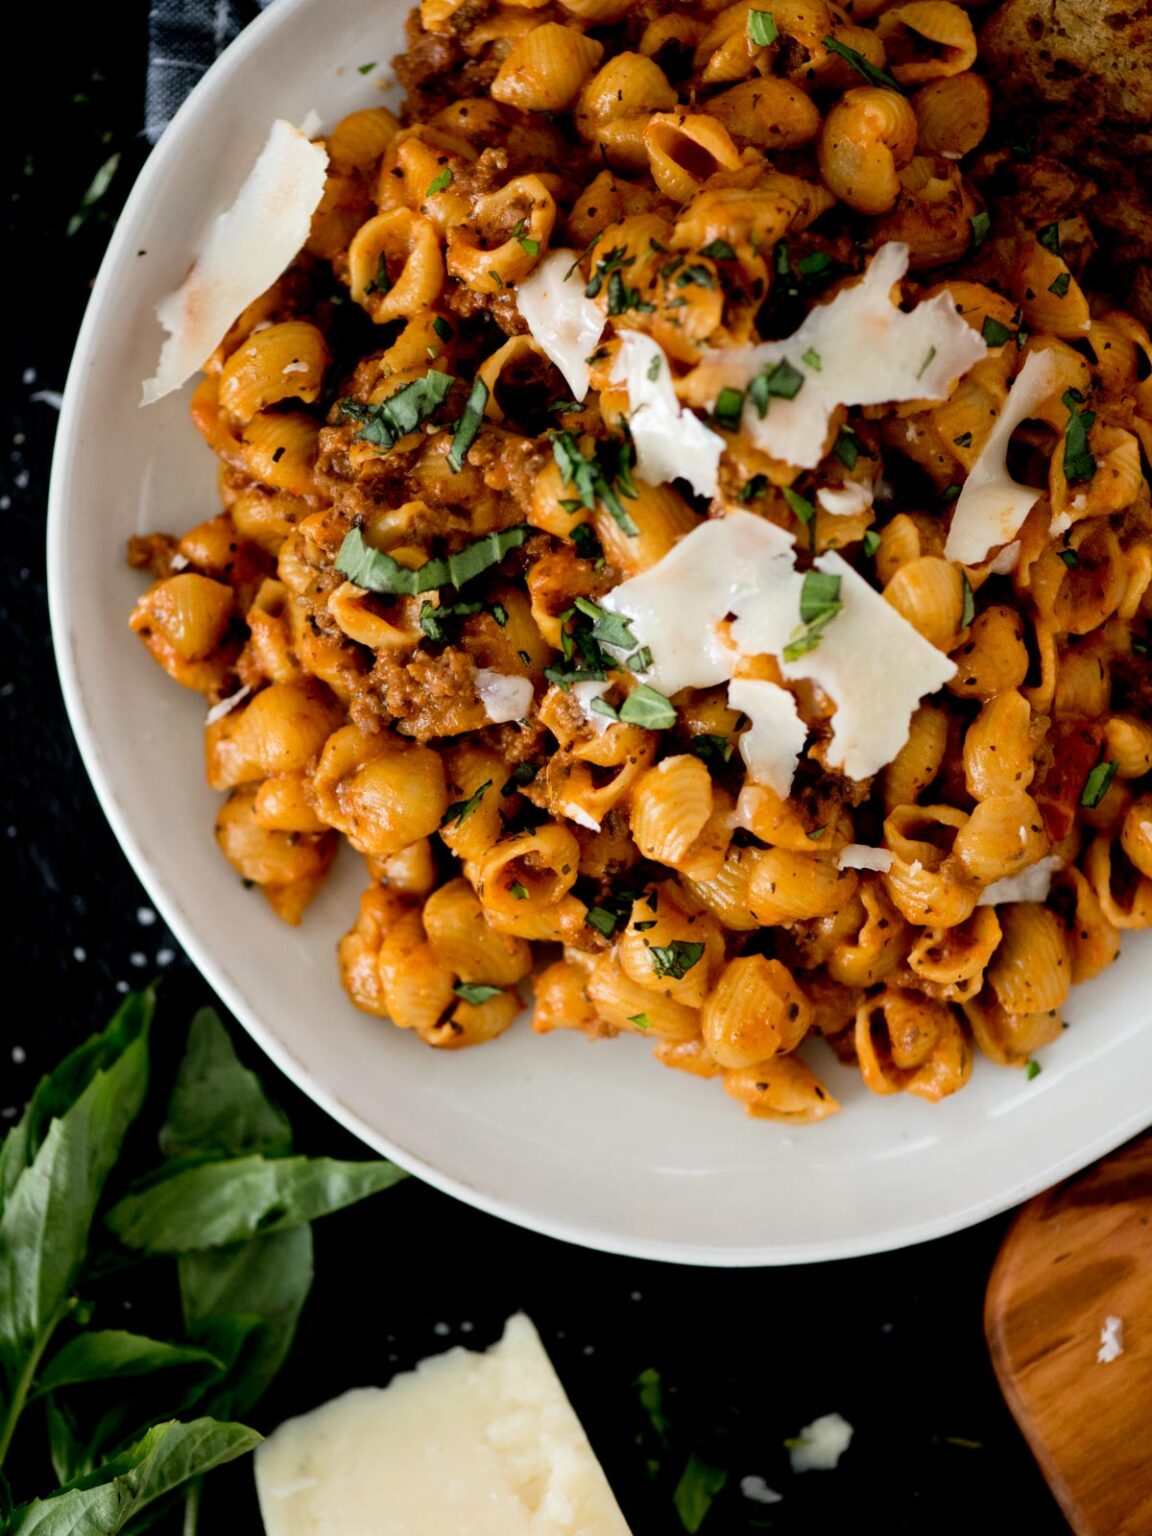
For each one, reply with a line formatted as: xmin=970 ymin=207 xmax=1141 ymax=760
xmin=779 ymin=550 xmax=957 ymax=780
xmin=817 ymin=482 xmax=873 ymax=517
xmin=1097 ymin=1315 xmax=1124 ymax=1364
xmin=256 ymin=1314 xmax=632 ymax=1536
xmin=788 ymin=1413 xmax=854 ymax=1473
xmin=515 ymin=250 xmax=605 ymax=401
xmin=727 ymin=678 xmax=807 ymax=798
xmin=943 ymin=350 xmax=1063 ymax=564
xmin=838 ymin=844 xmax=894 ymax=873
xmin=571 ymin=678 xmax=614 ymax=735
xmin=611 ymin=332 xmax=724 ymax=498
xmin=976 ymin=854 xmax=1063 ymax=907
xmin=985 ymin=540 xmax=1021 ymax=576
xmin=603 ymin=511 xmax=955 ymax=785
xmin=475 ymin=669 xmax=534 ymax=724
xmin=143 ymin=119 xmax=328 ymax=405
xmin=693 ymin=243 xmax=986 ymax=470
xmin=205 ymin=684 xmax=251 ymax=725
xmin=740 ymin=1476 xmax=783 ymax=1506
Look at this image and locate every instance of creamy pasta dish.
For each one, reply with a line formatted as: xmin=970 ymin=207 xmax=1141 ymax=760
xmin=129 ymin=0 xmax=1152 ymax=1122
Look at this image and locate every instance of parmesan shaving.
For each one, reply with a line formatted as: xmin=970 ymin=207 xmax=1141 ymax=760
xmin=943 ymin=350 xmax=1063 ymax=564
xmin=788 ymin=1413 xmax=854 ymax=1473
xmin=142 ymin=118 xmax=328 ymax=405
xmin=976 ymin=855 xmax=1063 ymax=907
xmin=727 ymin=678 xmax=808 ymax=798
xmin=611 ymin=332 xmax=725 ymax=498
xmin=205 ymin=685 xmax=251 ymax=725
xmin=1097 ymin=1315 xmax=1124 ymax=1364
xmin=515 ymin=250 xmax=605 ymax=401
xmin=474 ymin=669 xmax=534 ymax=725
xmin=570 ymin=679 xmax=614 ymax=736
xmin=817 ymin=482 xmax=873 ymax=517
xmin=838 ymin=844 xmax=894 ymax=873
xmin=692 ymin=243 xmax=986 ymax=470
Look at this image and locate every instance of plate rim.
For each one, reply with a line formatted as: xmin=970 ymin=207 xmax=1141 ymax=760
xmin=46 ymin=0 xmax=1152 ymax=1267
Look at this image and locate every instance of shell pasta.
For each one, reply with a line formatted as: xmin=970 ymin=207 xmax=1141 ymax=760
xmin=129 ymin=0 xmax=1152 ymax=1122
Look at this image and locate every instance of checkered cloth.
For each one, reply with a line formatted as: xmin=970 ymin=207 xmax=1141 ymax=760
xmin=146 ymin=0 xmax=275 ymax=142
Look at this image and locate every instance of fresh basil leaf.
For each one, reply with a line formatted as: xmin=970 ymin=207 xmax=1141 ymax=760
xmin=105 ymin=1157 xmax=407 ymax=1254
xmin=673 ymin=1453 xmax=727 ymax=1533
xmin=179 ymin=1226 xmax=313 ymax=1418
xmin=1062 ymin=388 xmax=1097 ymax=485
xmin=336 ymin=526 xmax=530 ymax=596
xmin=7 ymin=1419 xmax=261 ymax=1535
xmin=0 ymin=1005 xmax=151 ymax=1376
xmin=337 ymin=371 xmax=453 ymax=450
xmin=43 ymin=1397 xmax=87 ymax=1487
xmin=970 ymin=211 xmax=990 ymax=247
xmin=862 ymin=529 xmax=882 ymax=558
xmin=426 ymin=166 xmax=452 ymax=196
xmin=648 ymin=941 xmax=705 ymax=980
xmin=712 ymin=387 xmax=744 ymax=433
xmin=782 ymin=570 xmax=842 ymax=661
xmin=572 ymin=598 xmax=636 ymax=652
xmin=747 ymin=9 xmax=778 ymax=45
xmin=1037 ymin=222 xmax=1061 ymax=255
xmin=619 ymin=685 xmax=676 ymax=730
xmin=690 ymin=734 xmax=734 ymax=768
xmin=452 ymin=983 xmax=504 ymax=1007
xmin=33 ymin=1333 xmax=223 ymax=1399
xmin=584 ymin=907 xmax=620 ymax=939
xmin=1080 ymin=760 xmax=1117 ymax=809
xmin=447 ymin=377 xmax=488 ymax=472
xmin=585 ymin=247 xmax=633 ymax=299
xmin=961 ymin=573 xmax=975 ymax=629
xmin=159 ymin=1011 xmax=292 ymax=1164
xmin=747 ymin=358 xmax=804 ymax=418
xmin=783 ymin=485 xmax=816 ymax=534
xmin=833 ymin=426 xmax=860 ymax=470
xmin=1048 ymin=271 xmax=1071 ymax=299
xmin=821 ymin=35 xmax=903 ymax=92
xmin=981 ymin=316 xmax=1013 ymax=348
xmin=441 ymin=779 xmax=492 ymax=828
xmin=698 ymin=239 xmax=735 ymax=261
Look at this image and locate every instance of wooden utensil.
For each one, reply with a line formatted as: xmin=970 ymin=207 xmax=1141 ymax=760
xmin=985 ymin=1133 xmax=1152 ymax=1535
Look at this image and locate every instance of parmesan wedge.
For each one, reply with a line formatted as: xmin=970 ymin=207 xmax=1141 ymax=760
xmin=142 ymin=118 xmax=328 ymax=405
xmin=256 ymin=1314 xmax=632 ymax=1536
xmin=691 ymin=242 xmax=987 ymax=470
xmin=516 ymin=250 xmax=605 ymax=401
xmin=943 ymin=350 xmax=1063 ymax=565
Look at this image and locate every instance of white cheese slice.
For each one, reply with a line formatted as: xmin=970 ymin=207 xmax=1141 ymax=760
xmin=817 ymin=482 xmax=873 ymax=517
xmin=788 ymin=1412 xmax=854 ymax=1473
xmin=692 ymin=242 xmax=986 ymax=470
xmin=143 ymin=118 xmax=328 ymax=405
xmin=571 ymin=679 xmax=614 ymax=736
xmin=727 ymin=678 xmax=807 ymax=798
xmin=255 ymin=1313 xmax=632 ymax=1536
xmin=838 ymin=844 xmax=894 ymax=873
xmin=976 ymin=854 xmax=1063 ymax=907
xmin=1097 ymin=1315 xmax=1124 ymax=1364
xmin=778 ymin=551 xmax=957 ymax=781
xmin=610 ymin=332 xmax=724 ymax=499
xmin=516 ymin=250 xmax=605 ymax=402
xmin=942 ymin=350 xmax=1063 ymax=564
xmin=475 ymin=669 xmax=534 ymax=724
xmin=205 ymin=684 xmax=252 ymax=725
xmin=602 ymin=511 xmax=955 ymax=784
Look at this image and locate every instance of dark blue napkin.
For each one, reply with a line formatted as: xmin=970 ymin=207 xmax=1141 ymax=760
xmin=146 ymin=0 xmax=275 ymax=142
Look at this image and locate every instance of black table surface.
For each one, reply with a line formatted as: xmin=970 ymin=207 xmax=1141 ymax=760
xmin=2 ymin=7 xmax=1075 ymax=1531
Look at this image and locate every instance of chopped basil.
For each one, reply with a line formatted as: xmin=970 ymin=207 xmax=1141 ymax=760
xmin=747 ymin=9 xmax=778 ymax=45
xmin=748 ymin=357 xmax=804 ymax=418
xmin=585 ymin=246 xmax=633 ymax=299
xmin=441 ymin=779 xmax=492 ymax=828
xmin=549 ymin=430 xmax=639 ymax=536
xmin=802 ymin=348 xmax=822 ymax=371
xmin=647 ymin=354 xmax=662 ymax=381
xmin=782 ymin=569 xmax=842 ymax=661
xmin=940 ymin=483 xmax=962 ymax=505
xmin=365 ymin=252 xmax=391 ymax=297
xmin=822 ymin=35 xmax=903 ymax=92
xmin=419 ymin=598 xmax=485 ymax=643
xmin=953 ymin=431 xmax=973 ymax=448
xmin=585 ymin=905 xmax=622 ymax=939
xmin=510 ymin=217 xmax=540 ymax=256
xmin=628 ymin=1013 xmax=652 ymax=1030
xmin=488 ymin=269 xmax=503 ymax=288
xmin=675 ymin=263 xmax=717 ymax=290
xmin=619 ymin=685 xmax=677 ymax=730
xmin=917 ymin=345 xmax=938 ymax=380
xmin=1058 ymin=548 xmax=1080 ymax=569
xmin=589 ymin=696 xmax=620 ymax=720
xmin=795 ymin=251 xmax=835 ymax=277
xmin=833 ymin=426 xmax=860 ymax=470
xmin=970 ymin=211 xmax=991 ymax=247
xmin=426 ymin=166 xmax=453 ymax=196
xmin=698 ymin=238 xmax=736 ymax=260
xmin=713 ymin=386 xmax=745 ymax=432
xmin=626 ymin=646 xmax=653 ymax=672
xmin=1025 ymin=1059 xmax=1042 ymax=1080
xmin=336 ymin=524 xmax=530 ymax=596
xmin=358 ymin=61 xmax=377 ymax=74
xmin=961 ymin=572 xmax=975 ymax=628
xmin=737 ymin=474 xmax=769 ymax=502
xmin=502 ymin=762 xmax=539 ymax=795
xmin=606 ymin=268 xmax=654 ymax=316
xmin=337 ymin=371 xmax=454 ymax=450
xmin=432 ymin=315 xmax=454 ymax=343
xmin=862 ymin=529 xmax=882 ymax=558
xmin=448 ymin=376 xmax=489 ymax=472
xmin=1048 ymin=271 xmax=1071 ymax=299
xmin=649 ymin=940 xmax=705 ymax=980
xmin=981 ymin=317 xmax=1013 ymax=348
xmin=783 ymin=485 xmax=816 ymax=546
xmin=573 ymin=596 xmax=637 ymax=652
xmin=570 ymin=522 xmax=604 ymax=563
xmin=691 ymin=734 xmax=734 ymax=768
xmin=453 ymin=981 xmax=503 ymax=1006
xmin=510 ymin=881 xmax=529 ymax=900
xmin=1080 ymin=760 xmax=1117 ymax=808
xmin=491 ymin=603 xmax=508 ymax=628
xmin=1062 ymin=388 xmax=1097 ymax=485
xmin=1037 ymin=222 xmax=1061 ymax=255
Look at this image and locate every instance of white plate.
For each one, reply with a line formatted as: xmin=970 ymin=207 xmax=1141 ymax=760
xmin=49 ymin=0 xmax=1152 ymax=1266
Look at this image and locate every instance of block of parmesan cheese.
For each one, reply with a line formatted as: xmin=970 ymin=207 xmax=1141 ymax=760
xmin=255 ymin=1314 xmax=632 ymax=1536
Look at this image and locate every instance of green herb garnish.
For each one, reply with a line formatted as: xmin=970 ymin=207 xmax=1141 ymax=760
xmin=1025 ymin=1059 xmax=1042 ymax=1080
xmin=336 ymin=524 xmax=530 ymax=596
xmin=748 ymin=357 xmax=804 ymax=418
xmin=862 ymin=529 xmax=882 ymax=558
xmin=448 ymin=376 xmax=489 ymax=471
xmin=782 ymin=569 xmax=842 ymax=661
xmin=1062 ymin=388 xmax=1097 ymax=485
xmin=649 ymin=940 xmax=705 ymax=980
xmin=822 ymin=35 xmax=903 ymax=92
xmin=338 ymin=372 xmax=454 ymax=450
xmin=453 ymin=982 xmax=504 ymax=1006
xmin=747 ymin=9 xmax=778 ymax=45
xmin=981 ymin=317 xmax=1013 ymax=348
xmin=970 ymin=211 xmax=991 ymax=247
xmin=620 ymin=685 xmax=677 ymax=730
xmin=1037 ymin=222 xmax=1061 ymax=255
xmin=961 ymin=572 xmax=975 ymax=628
xmin=1080 ymin=760 xmax=1117 ymax=809
xmin=426 ymin=166 xmax=453 ymax=196
xmin=1048 ymin=271 xmax=1071 ymax=299
xmin=713 ymin=386 xmax=745 ymax=432
xmin=441 ymin=779 xmax=493 ymax=827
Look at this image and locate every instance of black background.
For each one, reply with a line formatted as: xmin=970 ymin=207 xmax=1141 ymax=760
xmin=1 ymin=5 xmax=1073 ymax=1531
